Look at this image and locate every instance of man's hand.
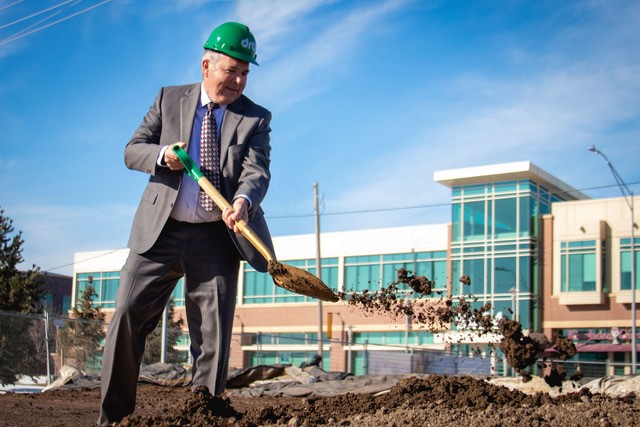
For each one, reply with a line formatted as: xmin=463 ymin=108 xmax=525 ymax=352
xmin=164 ymin=142 xmax=187 ymax=170
xmin=223 ymin=197 xmax=250 ymax=233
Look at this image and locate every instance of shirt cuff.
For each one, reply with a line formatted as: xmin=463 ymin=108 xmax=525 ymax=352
xmin=234 ymin=194 xmax=253 ymax=208
xmin=157 ymin=146 xmax=169 ymax=167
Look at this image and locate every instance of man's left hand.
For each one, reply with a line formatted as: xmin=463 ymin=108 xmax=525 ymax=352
xmin=223 ymin=197 xmax=249 ymax=233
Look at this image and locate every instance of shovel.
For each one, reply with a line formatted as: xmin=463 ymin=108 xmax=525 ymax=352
xmin=172 ymin=145 xmax=339 ymax=302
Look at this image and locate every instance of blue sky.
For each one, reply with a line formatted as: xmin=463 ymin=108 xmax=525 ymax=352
xmin=1 ymin=0 xmax=639 ymax=276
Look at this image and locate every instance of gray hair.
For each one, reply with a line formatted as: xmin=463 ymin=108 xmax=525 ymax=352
xmin=202 ymin=49 xmax=222 ymax=71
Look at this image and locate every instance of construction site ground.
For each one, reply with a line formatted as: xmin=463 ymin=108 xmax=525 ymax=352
xmin=1 ymin=364 xmax=639 ymax=426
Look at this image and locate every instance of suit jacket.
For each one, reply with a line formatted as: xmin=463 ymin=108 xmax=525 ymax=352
xmin=124 ymin=83 xmax=274 ymax=272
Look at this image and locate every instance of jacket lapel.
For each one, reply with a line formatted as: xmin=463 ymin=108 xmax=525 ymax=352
xmin=180 ymin=84 xmax=200 ymax=145
xmin=220 ymin=96 xmax=244 ymax=169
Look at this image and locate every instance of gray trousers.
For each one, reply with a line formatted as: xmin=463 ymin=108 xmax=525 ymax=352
xmin=98 ymin=218 xmax=240 ymax=425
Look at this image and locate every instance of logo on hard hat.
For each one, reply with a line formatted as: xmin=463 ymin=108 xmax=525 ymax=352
xmin=241 ymin=38 xmax=256 ymax=52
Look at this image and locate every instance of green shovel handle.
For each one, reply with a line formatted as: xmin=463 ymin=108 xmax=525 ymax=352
xmin=172 ymin=145 xmax=203 ymax=182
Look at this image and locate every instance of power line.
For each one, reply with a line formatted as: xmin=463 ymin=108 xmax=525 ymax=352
xmin=0 ymin=0 xmax=113 ymax=46
xmin=44 ymin=248 xmax=124 ymax=273
xmin=4 ymin=0 xmax=83 ymax=41
xmin=267 ymin=201 xmax=450 ymax=219
xmin=0 ymin=0 xmax=24 ymax=13
xmin=0 ymin=0 xmax=76 ymax=30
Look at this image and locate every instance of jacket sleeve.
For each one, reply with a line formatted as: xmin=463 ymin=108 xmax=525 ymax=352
xmin=234 ymin=110 xmax=272 ymax=211
xmin=124 ymin=88 xmax=166 ymax=176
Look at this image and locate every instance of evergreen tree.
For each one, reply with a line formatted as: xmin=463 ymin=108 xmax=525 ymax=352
xmin=0 ymin=208 xmax=46 ymax=384
xmin=0 ymin=208 xmax=45 ymax=313
xmin=58 ymin=282 xmax=106 ymax=373
xmin=143 ymin=298 xmax=186 ymax=365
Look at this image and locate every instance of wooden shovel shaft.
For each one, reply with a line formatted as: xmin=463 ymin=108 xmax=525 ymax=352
xmin=197 ymin=176 xmax=275 ymax=263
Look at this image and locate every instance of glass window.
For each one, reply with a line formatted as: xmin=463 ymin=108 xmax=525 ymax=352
xmin=102 ymin=278 xmax=118 ymax=308
xmin=452 ymin=203 xmax=461 ymax=242
xmin=170 ymin=278 xmax=185 ymax=307
xmin=463 ymin=201 xmax=486 ymax=241
xmin=345 ymin=263 xmax=381 ymax=292
xmin=494 ymin=257 xmax=517 ymax=294
xmin=416 ymin=259 xmax=447 ymax=292
xmin=383 ymin=253 xmax=413 ymax=262
xmin=451 ymin=261 xmax=462 ymax=296
xmin=321 ymin=265 xmax=339 ymax=291
xmin=620 ymin=238 xmax=640 ymax=291
xmin=278 ymin=334 xmax=307 ymax=345
xmin=519 ymin=256 xmax=531 ymax=293
xmin=353 ymin=331 xmax=427 ymax=346
xmin=345 ymin=255 xmax=380 ymax=264
xmin=519 ymin=197 xmax=531 ymax=237
xmin=518 ymin=299 xmax=531 ymax=330
xmin=242 ymin=270 xmax=272 ymax=303
xmin=494 ymin=181 xmax=517 ymax=194
xmin=492 ymin=300 xmax=513 ymax=321
xmin=414 ymin=332 xmax=434 ymax=345
xmin=560 ymin=241 xmax=597 ymax=292
xmin=242 ymin=258 xmax=338 ymax=304
xmin=351 ymin=351 xmax=366 ymax=375
xmin=344 ymin=251 xmax=447 ymax=296
xmin=384 ymin=332 xmax=404 ymax=345
xmin=75 ymin=271 xmax=121 ymax=309
xmin=463 ymin=258 xmax=485 ymax=296
xmin=354 ymin=332 xmax=383 ymax=344
xmin=494 ymin=198 xmax=517 ymax=238
xmin=463 ymin=184 xmax=486 ymax=196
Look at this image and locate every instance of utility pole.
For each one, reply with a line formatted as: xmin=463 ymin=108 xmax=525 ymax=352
xmin=314 ymin=183 xmax=323 ymax=358
xmin=588 ymin=146 xmax=636 ymax=374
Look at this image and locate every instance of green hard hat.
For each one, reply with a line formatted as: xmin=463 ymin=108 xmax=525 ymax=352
xmin=204 ymin=22 xmax=259 ymax=65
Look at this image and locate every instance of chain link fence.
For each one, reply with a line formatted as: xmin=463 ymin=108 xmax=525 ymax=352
xmin=0 ymin=310 xmax=191 ymax=387
xmin=0 ymin=310 xmax=105 ymax=386
xmin=2 ymin=310 xmax=636 ymax=387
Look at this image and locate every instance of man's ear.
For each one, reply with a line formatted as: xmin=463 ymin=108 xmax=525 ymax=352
xmin=202 ymin=59 xmax=210 ymax=77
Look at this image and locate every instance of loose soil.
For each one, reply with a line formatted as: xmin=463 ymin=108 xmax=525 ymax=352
xmin=268 ymin=260 xmax=339 ymax=302
xmin=1 ymin=375 xmax=639 ymax=426
xmin=339 ymin=269 xmax=579 ymax=384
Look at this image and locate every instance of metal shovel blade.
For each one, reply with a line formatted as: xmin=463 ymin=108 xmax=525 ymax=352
xmin=268 ymin=260 xmax=340 ymax=302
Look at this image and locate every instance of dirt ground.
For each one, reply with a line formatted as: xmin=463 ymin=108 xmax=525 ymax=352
xmin=1 ymin=374 xmax=639 ymax=426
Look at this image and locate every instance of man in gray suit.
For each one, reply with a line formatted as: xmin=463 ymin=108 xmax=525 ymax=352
xmin=98 ymin=22 xmax=274 ymax=425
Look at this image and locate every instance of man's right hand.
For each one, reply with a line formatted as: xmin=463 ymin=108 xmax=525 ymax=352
xmin=164 ymin=142 xmax=187 ymax=170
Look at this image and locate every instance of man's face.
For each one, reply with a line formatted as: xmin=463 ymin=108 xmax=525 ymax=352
xmin=202 ymin=53 xmax=249 ymax=105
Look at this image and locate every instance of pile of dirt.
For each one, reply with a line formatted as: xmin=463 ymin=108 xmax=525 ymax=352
xmin=2 ymin=375 xmax=638 ymax=426
xmin=120 ymin=386 xmax=241 ymax=426
xmin=119 ymin=375 xmax=640 ymax=426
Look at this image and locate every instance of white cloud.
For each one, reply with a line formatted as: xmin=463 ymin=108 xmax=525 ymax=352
xmin=236 ymin=0 xmax=335 ymax=47
xmin=248 ymin=0 xmax=411 ymax=108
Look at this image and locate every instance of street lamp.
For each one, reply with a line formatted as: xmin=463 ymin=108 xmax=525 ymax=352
xmin=588 ymin=145 xmax=636 ymax=374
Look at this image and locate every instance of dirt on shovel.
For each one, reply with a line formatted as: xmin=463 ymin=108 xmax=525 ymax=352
xmin=268 ymin=260 xmax=339 ymax=302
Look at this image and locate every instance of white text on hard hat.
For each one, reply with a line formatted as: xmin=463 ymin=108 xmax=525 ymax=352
xmin=241 ymin=38 xmax=256 ymax=52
